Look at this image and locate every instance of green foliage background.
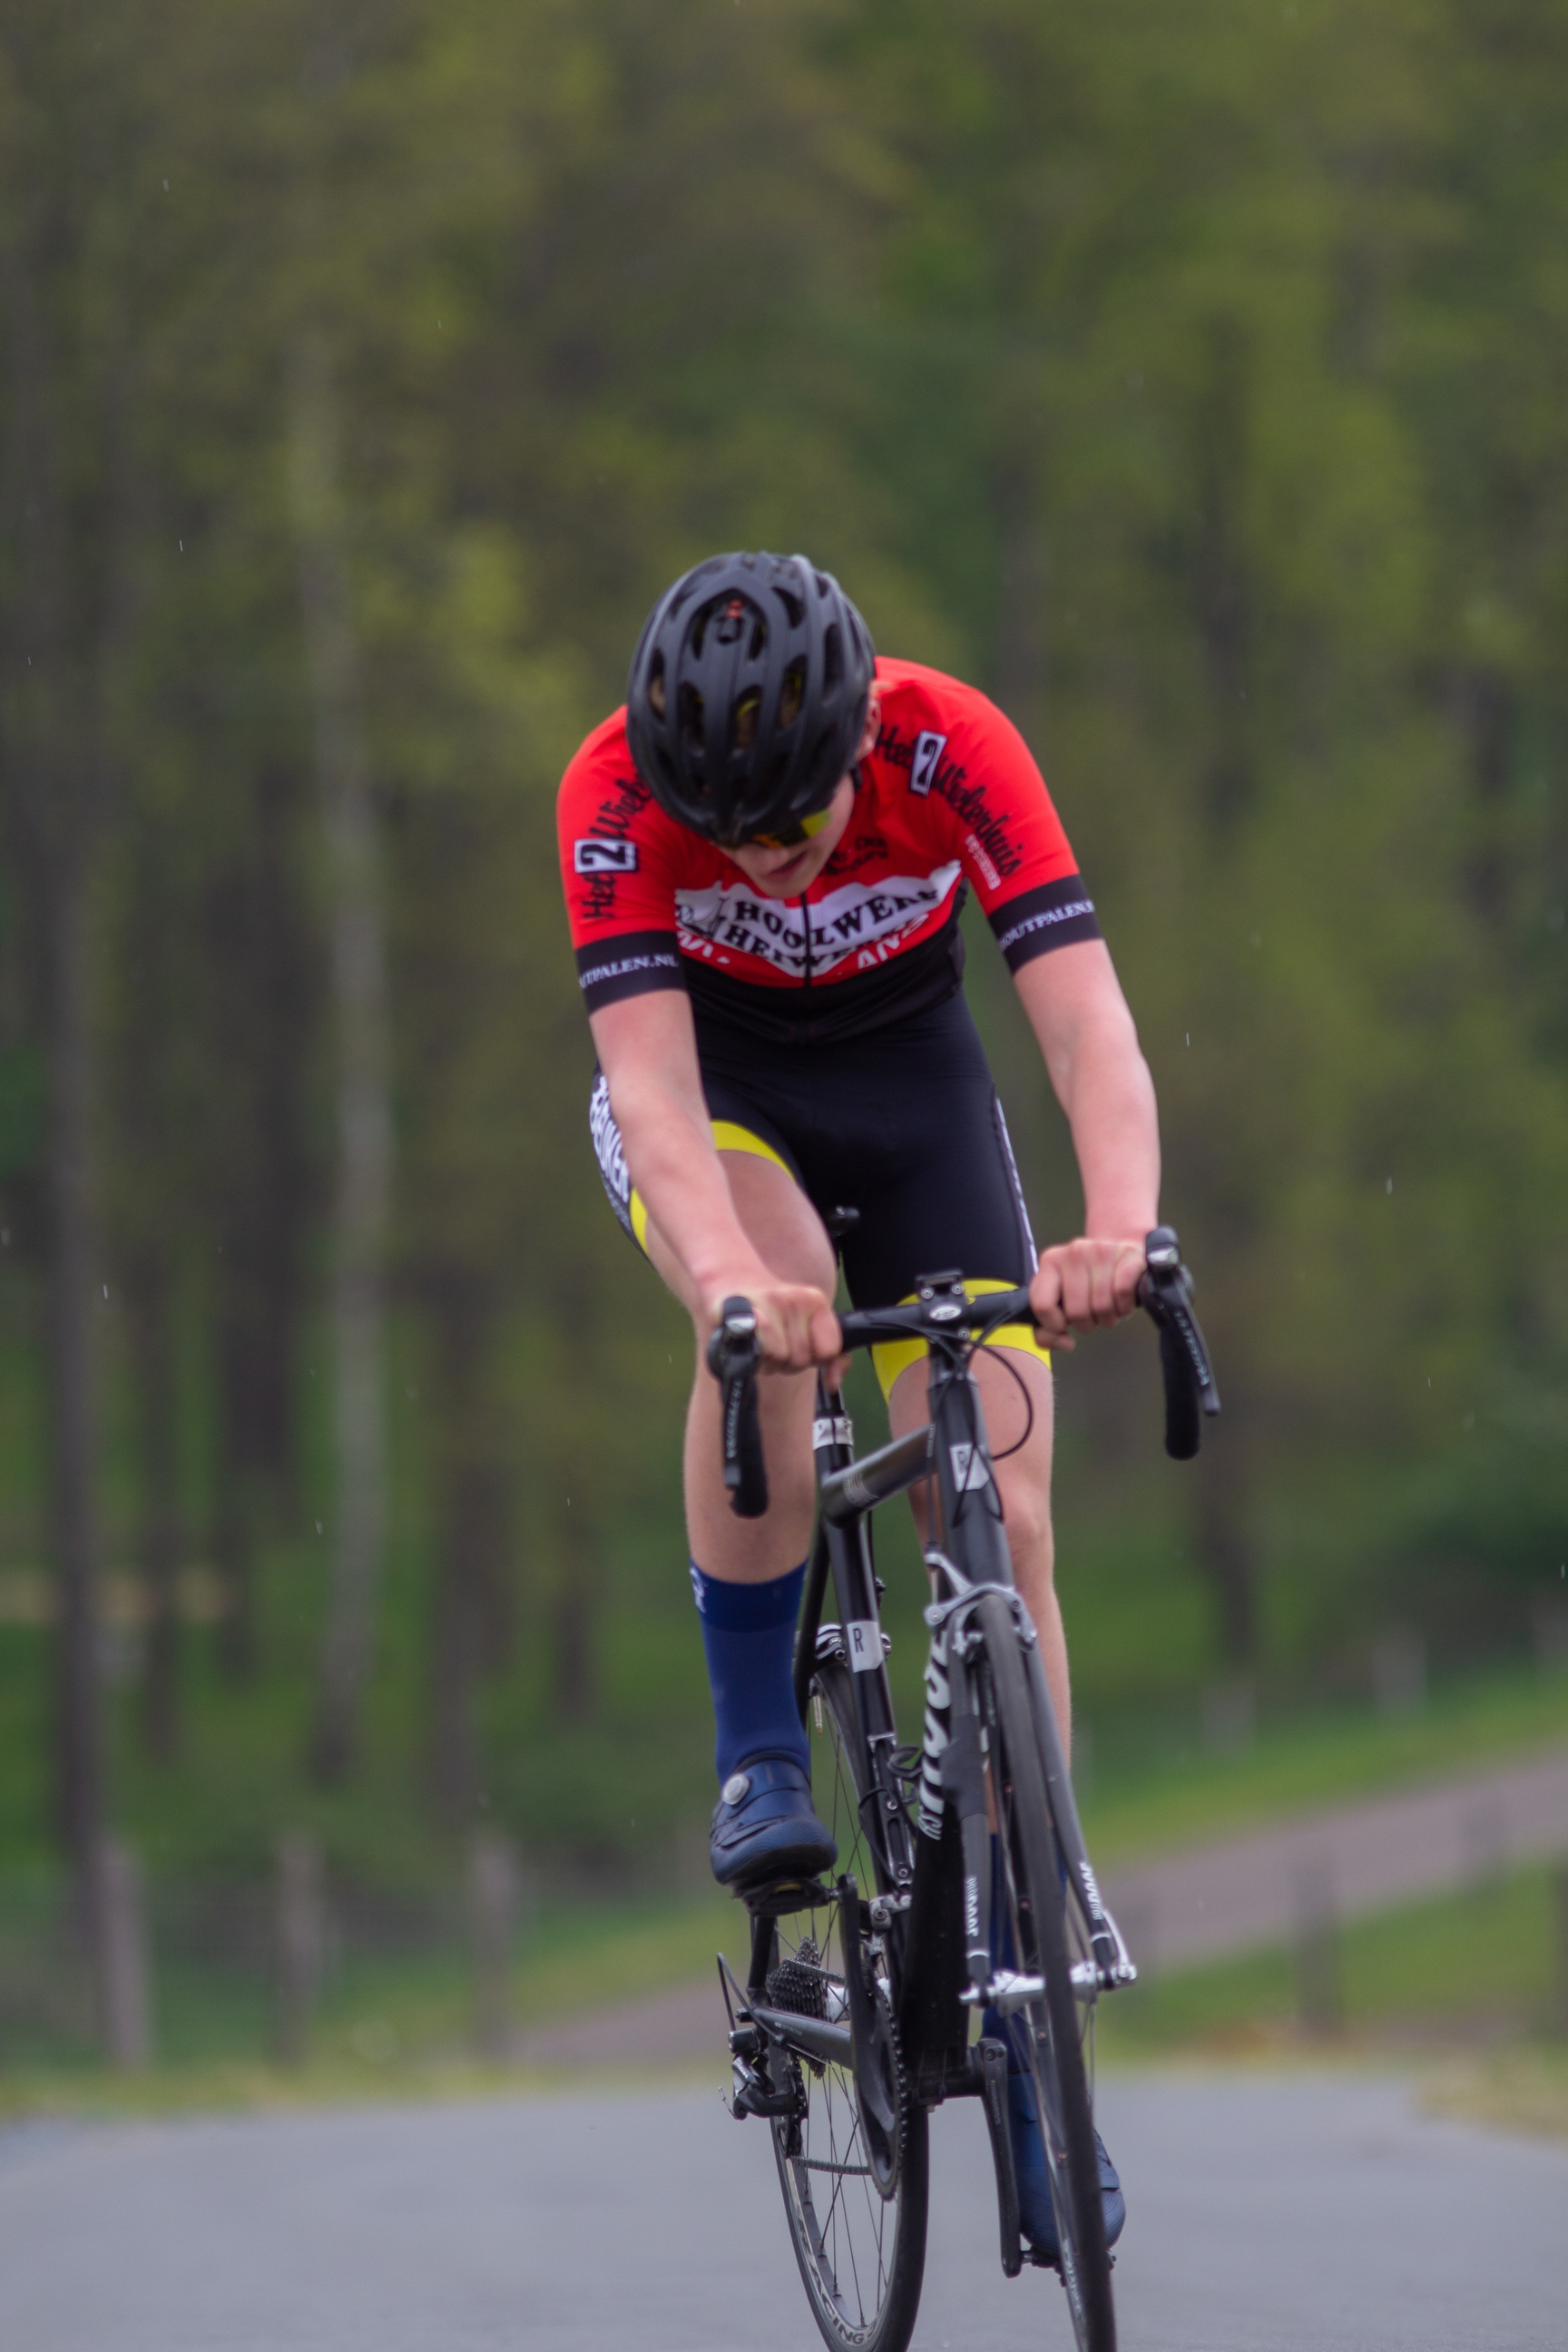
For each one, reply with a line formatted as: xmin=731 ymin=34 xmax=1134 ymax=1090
xmin=1 ymin=0 xmax=1566 ymax=1880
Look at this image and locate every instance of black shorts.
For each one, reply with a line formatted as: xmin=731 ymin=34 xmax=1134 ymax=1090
xmin=588 ymin=992 xmax=1048 ymax=1395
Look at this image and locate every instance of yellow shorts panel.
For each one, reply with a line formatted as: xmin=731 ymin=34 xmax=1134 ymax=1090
xmin=710 ymin=1122 xmax=793 ymax=1177
xmin=628 ymin=1121 xmax=794 ymax=1253
xmin=871 ymin=1277 xmax=1051 ymax=1402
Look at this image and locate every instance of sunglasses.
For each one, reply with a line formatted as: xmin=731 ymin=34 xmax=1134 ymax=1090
xmin=745 ymin=803 xmax=836 ymax=853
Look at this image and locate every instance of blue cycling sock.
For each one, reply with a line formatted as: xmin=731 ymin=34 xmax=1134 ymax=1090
xmin=691 ymin=1560 xmax=808 ymax=1783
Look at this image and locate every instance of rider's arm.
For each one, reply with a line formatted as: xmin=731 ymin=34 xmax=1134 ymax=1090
xmin=589 ymin=989 xmax=840 ymax=1367
xmin=1013 ymin=938 xmax=1161 ymax=1334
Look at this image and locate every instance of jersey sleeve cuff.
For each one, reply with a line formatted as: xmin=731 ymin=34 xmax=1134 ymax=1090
xmin=988 ymin=876 xmax=1102 ymax=971
xmin=575 ymin=931 xmax=685 ymax=1013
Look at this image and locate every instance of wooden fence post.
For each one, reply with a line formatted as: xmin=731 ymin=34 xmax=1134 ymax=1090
xmin=1294 ymin=1857 xmax=1342 ymax=2036
xmin=468 ymin=1830 xmax=520 ymax=2060
xmin=93 ymin=1838 xmax=152 ymax=2070
xmin=1371 ymin=1625 xmax=1426 ymax=1719
xmin=1201 ymin=1676 xmax=1256 ymax=1757
xmin=272 ymin=1833 xmax=327 ymax=2065
xmin=1551 ymin=1863 xmax=1568 ymax=2038
xmin=1531 ymin=1594 xmax=1568 ymax=1677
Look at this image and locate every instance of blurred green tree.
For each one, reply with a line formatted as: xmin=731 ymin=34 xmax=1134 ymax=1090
xmin=2 ymin=0 xmax=1564 ymax=1891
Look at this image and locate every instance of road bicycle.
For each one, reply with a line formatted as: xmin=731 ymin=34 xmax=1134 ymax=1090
xmin=708 ymin=1226 xmax=1218 ymax=2352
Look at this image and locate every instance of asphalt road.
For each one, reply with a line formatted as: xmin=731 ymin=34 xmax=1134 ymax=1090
xmin=2 ymin=2072 xmax=1563 ymax=2352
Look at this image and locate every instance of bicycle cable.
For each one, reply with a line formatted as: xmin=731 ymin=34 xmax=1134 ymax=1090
xmin=950 ymin=1368 xmax=989 ymax=1529
xmin=980 ymin=1334 xmax=1036 ymax=1465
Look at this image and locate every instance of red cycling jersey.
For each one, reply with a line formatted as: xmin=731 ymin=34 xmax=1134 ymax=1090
xmin=557 ymin=657 xmax=1100 ymax=1044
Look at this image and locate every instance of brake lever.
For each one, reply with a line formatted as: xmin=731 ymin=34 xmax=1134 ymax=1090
xmin=1137 ymin=1226 xmax=1220 ymax=1459
xmin=706 ymin=1296 xmax=769 ymax=1518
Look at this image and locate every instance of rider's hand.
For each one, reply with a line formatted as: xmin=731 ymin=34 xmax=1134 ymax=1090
xmin=701 ymin=1273 xmax=845 ymax=1382
xmin=1028 ymin=1235 xmax=1147 ymax=1352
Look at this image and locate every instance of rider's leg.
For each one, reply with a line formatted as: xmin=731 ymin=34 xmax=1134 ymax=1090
xmin=643 ymin=1150 xmax=839 ymax=1886
xmin=886 ymin=1345 xmax=1070 ymax=1756
xmin=644 ymin=1148 xmax=833 ymax=1584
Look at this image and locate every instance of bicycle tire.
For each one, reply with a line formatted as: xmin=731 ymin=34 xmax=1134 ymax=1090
xmin=768 ymin=1658 xmax=928 ymax=2352
xmin=976 ymin=1592 xmax=1116 ymax=2352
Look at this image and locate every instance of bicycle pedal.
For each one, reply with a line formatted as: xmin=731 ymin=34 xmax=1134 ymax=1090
xmin=738 ymin=1876 xmax=834 ymax=1918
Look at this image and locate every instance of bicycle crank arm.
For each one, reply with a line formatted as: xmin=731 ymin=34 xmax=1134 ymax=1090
xmin=975 ymin=2037 xmax=1024 ymax=2279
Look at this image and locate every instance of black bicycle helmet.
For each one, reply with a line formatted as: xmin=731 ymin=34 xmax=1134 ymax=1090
xmin=625 ymin=551 xmax=876 ymax=847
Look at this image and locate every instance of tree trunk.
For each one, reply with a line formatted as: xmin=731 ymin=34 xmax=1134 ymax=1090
xmin=287 ymin=331 xmax=392 ymax=1785
xmin=1453 ymin=664 xmax=1513 ymax=932
xmin=551 ymin=1480 xmax=597 ymax=1725
xmin=209 ymin=759 xmax=314 ymax=1671
xmin=0 ymin=70 xmax=129 ymax=2044
xmin=1192 ymin=316 xmax=1255 ymax=833
xmin=993 ymin=425 xmax=1050 ymax=754
xmin=44 ymin=854 xmax=109 ymax=1882
xmin=1192 ymin=1436 xmax=1257 ymax=1667
xmin=126 ymin=1255 xmax=182 ymax=1762
xmin=536 ymin=1242 xmax=611 ymax=1728
xmin=426 ymin=1283 xmax=510 ymax=1822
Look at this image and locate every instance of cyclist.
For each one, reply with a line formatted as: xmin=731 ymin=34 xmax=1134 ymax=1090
xmin=558 ymin=551 xmax=1156 ymax=2256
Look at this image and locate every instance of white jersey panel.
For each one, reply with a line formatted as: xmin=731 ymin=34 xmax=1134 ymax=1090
xmin=675 ymin=861 xmax=963 ymax=985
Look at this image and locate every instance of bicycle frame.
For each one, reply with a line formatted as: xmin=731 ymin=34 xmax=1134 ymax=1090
xmin=780 ymin=1275 xmax=1139 ymax=2084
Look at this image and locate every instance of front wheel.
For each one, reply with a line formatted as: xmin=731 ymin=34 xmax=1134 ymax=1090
xmin=978 ymin=1594 xmax=1117 ymax=2352
xmin=767 ymin=1660 xmax=928 ymax=2352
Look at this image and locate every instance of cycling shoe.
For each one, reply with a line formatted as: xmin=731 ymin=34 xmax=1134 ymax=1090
xmin=709 ymin=1752 xmax=838 ymax=1889
xmin=1007 ymin=2069 xmax=1125 ymax=2259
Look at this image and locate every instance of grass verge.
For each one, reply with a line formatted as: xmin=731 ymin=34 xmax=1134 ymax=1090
xmin=1078 ymin=1666 xmax=1568 ymax=1866
xmin=0 ymin=1886 xmax=736 ymax=2124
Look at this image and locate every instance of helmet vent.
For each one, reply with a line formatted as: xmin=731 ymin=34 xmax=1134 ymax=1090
xmin=823 ymin=623 xmax=843 ymax=692
xmin=732 ymin=688 xmax=761 ymax=752
xmin=779 ymin=660 xmax=805 ymax=730
xmin=679 ymin=681 xmax=706 ymax=750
